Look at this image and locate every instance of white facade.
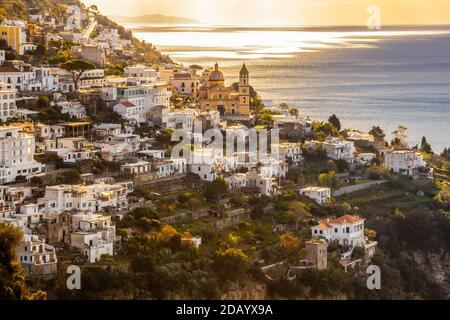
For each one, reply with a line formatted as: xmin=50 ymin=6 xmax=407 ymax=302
xmin=124 ymin=65 xmax=158 ymax=84
xmin=276 ymin=142 xmax=303 ymax=164
xmin=191 ymin=163 xmax=217 ymax=182
xmin=311 ymin=215 xmax=365 ymax=248
xmin=166 ymin=109 xmax=196 ymax=131
xmin=35 ymin=182 xmax=132 ymax=215
xmin=384 ymin=149 xmax=426 ymax=176
xmin=70 ymin=213 xmax=117 ymax=263
xmin=300 ymin=187 xmax=331 ymax=205
xmin=0 ymin=82 xmax=17 ymax=122
xmin=308 ymin=137 xmax=355 ymax=161
xmin=58 ymin=100 xmax=87 ymax=119
xmin=153 ymin=159 xmax=186 ymax=178
xmin=225 ymin=171 xmax=281 ymax=197
xmin=17 ymin=234 xmax=57 ymax=276
xmin=34 ymin=67 xmax=59 ymax=92
xmin=113 ymin=100 xmax=146 ymax=123
xmin=0 ymin=126 xmax=43 ymax=184
xmin=121 ymin=161 xmax=151 ymax=175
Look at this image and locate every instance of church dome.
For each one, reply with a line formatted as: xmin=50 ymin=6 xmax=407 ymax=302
xmin=209 ymin=63 xmax=224 ymax=81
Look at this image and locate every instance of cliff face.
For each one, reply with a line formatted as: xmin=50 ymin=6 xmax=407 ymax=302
xmin=221 ymin=281 xmax=268 ymax=300
xmin=413 ymin=250 xmax=450 ymax=298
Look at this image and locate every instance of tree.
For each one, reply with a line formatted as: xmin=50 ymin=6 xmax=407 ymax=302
xmin=60 ymin=169 xmax=81 ymax=184
xmin=158 ymin=225 xmax=179 ymax=243
xmin=420 ymin=136 xmax=433 ymax=154
xmin=441 ymin=148 xmax=450 ymax=161
xmin=30 ymin=176 xmax=43 ymax=186
xmin=59 ymin=60 xmax=96 ymax=90
xmin=391 ymin=125 xmax=408 ymax=149
xmin=369 ymin=126 xmax=386 ymax=140
xmin=318 ymin=171 xmax=339 ymax=189
xmin=156 ymin=128 xmax=173 ymax=146
xmin=328 ymin=114 xmax=341 ymax=131
xmin=203 ymin=177 xmax=229 ymax=201
xmin=34 ymin=44 xmax=47 ymax=56
xmin=189 ymin=64 xmax=203 ymax=71
xmin=37 ymin=96 xmax=51 ymax=108
xmin=214 ymin=247 xmax=248 ymax=281
xmin=279 ymin=233 xmax=300 ymax=256
xmin=0 ymin=224 xmax=46 ymax=300
xmin=312 ymin=121 xmax=339 ymax=140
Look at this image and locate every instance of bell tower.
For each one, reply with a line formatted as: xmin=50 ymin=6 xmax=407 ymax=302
xmin=238 ymin=62 xmax=250 ymax=115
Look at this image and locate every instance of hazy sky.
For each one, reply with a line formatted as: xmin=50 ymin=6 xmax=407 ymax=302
xmin=82 ymin=0 xmax=450 ymax=26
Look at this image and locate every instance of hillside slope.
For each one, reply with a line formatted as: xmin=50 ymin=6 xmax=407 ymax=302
xmin=0 ymin=0 xmax=172 ymax=65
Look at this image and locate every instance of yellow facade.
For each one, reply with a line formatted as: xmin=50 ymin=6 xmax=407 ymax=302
xmin=199 ymin=63 xmax=250 ymax=118
xmin=0 ymin=26 xmax=21 ymax=53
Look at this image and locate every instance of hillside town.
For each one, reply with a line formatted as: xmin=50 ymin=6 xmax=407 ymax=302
xmin=0 ymin=1 xmax=449 ymax=301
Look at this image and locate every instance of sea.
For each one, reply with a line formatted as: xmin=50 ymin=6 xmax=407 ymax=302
xmin=127 ymin=24 xmax=450 ymax=152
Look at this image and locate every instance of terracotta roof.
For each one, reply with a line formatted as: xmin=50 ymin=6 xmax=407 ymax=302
xmin=174 ymin=73 xmax=192 ymax=80
xmin=0 ymin=66 xmax=21 ymax=73
xmin=119 ymin=101 xmax=135 ymax=108
xmin=316 ymin=215 xmax=363 ymax=229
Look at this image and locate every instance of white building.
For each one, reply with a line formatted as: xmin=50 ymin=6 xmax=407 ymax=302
xmin=124 ymin=64 xmax=158 ymax=84
xmin=152 ymin=159 xmax=186 ymax=178
xmin=150 ymin=82 xmax=172 ymax=108
xmin=34 ymin=123 xmax=65 ymax=140
xmin=275 ymin=142 xmax=303 ymax=164
xmin=311 ymin=215 xmax=365 ymax=247
xmin=384 ymin=149 xmax=426 ymax=176
xmin=79 ymin=69 xmax=106 ymax=88
xmin=17 ymin=234 xmax=57 ymax=276
xmin=308 ymin=137 xmax=355 ymax=161
xmin=94 ymin=123 xmax=122 ymax=137
xmin=0 ymin=82 xmax=17 ymax=122
xmin=113 ymin=100 xmax=146 ymax=123
xmin=0 ymin=65 xmax=24 ymax=91
xmin=191 ymin=163 xmax=217 ymax=182
xmin=34 ymin=67 xmax=59 ymax=92
xmin=70 ymin=213 xmax=117 ymax=263
xmin=36 ymin=182 xmax=132 ymax=215
xmin=58 ymin=100 xmax=87 ymax=119
xmin=0 ymin=126 xmax=43 ymax=183
xmin=166 ymin=109 xmax=197 ymax=131
xmin=171 ymin=73 xmax=199 ymax=97
xmin=225 ymin=171 xmax=282 ymax=197
xmin=121 ymin=161 xmax=151 ymax=175
xmin=299 ymin=187 xmax=331 ymax=205
xmin=0 ymin=50 xmax=5 ymax=65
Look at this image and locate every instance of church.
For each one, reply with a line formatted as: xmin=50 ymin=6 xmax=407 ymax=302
xmin=198 ymin=63 xmax=251 ymax=119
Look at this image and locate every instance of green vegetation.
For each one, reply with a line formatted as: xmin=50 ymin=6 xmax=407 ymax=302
xmin=59 ymin=60 xmax=96 ymax=90
xmin=0 ymin=224 xmax=47 ymax=300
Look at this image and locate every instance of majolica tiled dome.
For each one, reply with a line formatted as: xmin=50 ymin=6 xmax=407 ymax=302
xmin=209 ymin=63 xmax=224 ymax=81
